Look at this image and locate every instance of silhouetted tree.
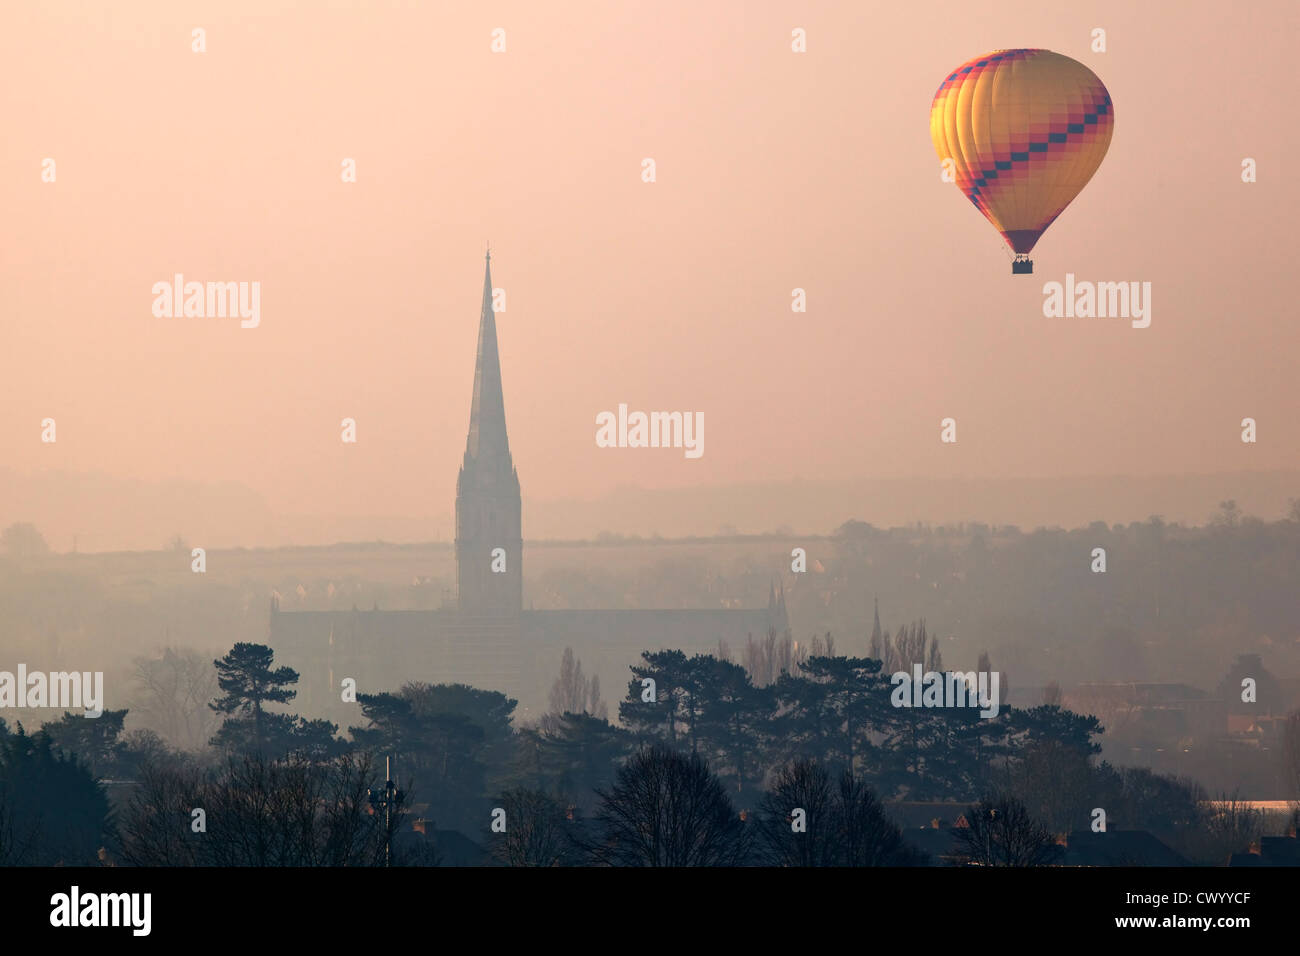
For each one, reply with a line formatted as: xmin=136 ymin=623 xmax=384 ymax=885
xmin=587 ymin=745 xmax=750 ymax=866
xmin=758 ymin=759 xmax=924 ymax=867
xmin=1100 ymin=764 xmax=1203 ymax=833
xmin=548 ymin=647 xmax=607 ymax=720
xmin=620 ymin=650 xmax=697 ymax=748
xmin=1006 ymin=706 xmax=1104 ymax=832
xmin=209 ymin=643 xmax=299 ymax=756
xmin=351 ymin=690 xmax=491 ymax=834
xmin=398 ymin=682 xmax=517 ymax=792
xmin=953 ymin=794 xmax=1058 ymax=867
xmin=835 ymin=768 xmax=927 ymax=865
xmin=0 ymin=793 xmax=29 ymax=866
xmin=520 ymin=712 xmax=632 ymax=812
xmin=742 ymin=628 xmax=804 ymax=687
xmin=42 ymin=708 xmax=128 ymax=778
xmin=132 ymin=647 xmax=221 ymax=750
xmin=1171 ymin=793 xmax=1265 ymax=865
xmin=0 ymin=725 xmax=112 ymax=865
xmin=211 ymin=712 xmax=343 ymax=761
xmin=693 ymin=655 xmax=772 ymax=798
xmin=879 ymin=620 xmax=943 ymax=675
xmin=756 ymin=758 xmax=836 ymax=866
xmin=115 ymin=758 xmax=205 ymax=866
xmin=488 ymin=788 xmax=579 ymax=866
xmin=120 ymin=751 xmax=400 ymax=866
xmin=939 ymin=708 xmax=1017 ymax=802
xmin=0 ymin=522 xmax=49 ymax=556
xmin=773 ymin=656 xmax=887 ymax=777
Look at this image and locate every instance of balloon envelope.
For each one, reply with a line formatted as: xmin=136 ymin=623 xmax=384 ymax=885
xmin=931 ymin=49 xmax=1114 ymax=257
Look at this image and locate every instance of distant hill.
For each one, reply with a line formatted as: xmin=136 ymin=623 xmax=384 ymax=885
xmin=3 ymin=466 xmax=1298 ymax=553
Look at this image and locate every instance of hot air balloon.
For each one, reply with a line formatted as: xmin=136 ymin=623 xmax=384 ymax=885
xmin=930 ymin=49 xmax=1113 ymax=274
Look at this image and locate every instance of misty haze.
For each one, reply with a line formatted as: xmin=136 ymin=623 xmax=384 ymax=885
xmin=2 ymin=0 xmax=1297 ymax=904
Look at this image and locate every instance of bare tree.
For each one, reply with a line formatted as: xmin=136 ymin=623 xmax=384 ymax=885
xmin=131 ymin=647 xmax=222 ymax=751
xmin=954 ymin=794 xmax=1058 ymax=867
xmin=741 ymin=627 xmax=831 ymax=687
xmin=548 ymin=647 xmax=607 ymax=720
xmin=835 ymin=769 xmax=925 ymax=866
xmin=757 ymin=758 xmax=837 ymax=866
xmin=876 ymin=621 xmax=943 ymax=675
xmin=119 ymin=751 xmax=401 ymax=867
xmin=488 ymin=788 xmax=578 ymax=866
xmin=587 ymin=746 xmax=750 ymax=866
xmin=1174 ymin=794 xmax=1265 ymax=865
xmin=757 ymin=759 xmax=923 ymax=867
xmin=0 ymin=522 xmax=49 ymax=557
xmin=116 ymin=758 xmax=205 ymax=867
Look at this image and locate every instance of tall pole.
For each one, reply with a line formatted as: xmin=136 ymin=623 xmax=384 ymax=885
xmin=368 ymin=755 xmax=402 ymax=868
xmin=384 ymin=756 xmax=392 ymax=868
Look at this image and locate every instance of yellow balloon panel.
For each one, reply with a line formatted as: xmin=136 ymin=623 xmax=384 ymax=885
xmin=931 ymin=49 xmax=1114 ymax=254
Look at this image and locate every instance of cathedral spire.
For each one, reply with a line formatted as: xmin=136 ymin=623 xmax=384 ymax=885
xmin=457 ymin=250 xmax=522 ymax=618
xmin=465 ymin=249 xmax=511 ymax=466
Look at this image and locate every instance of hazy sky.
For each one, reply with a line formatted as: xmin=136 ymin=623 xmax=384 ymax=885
xmin=3 ymin=0 xmax=1296 ymax=529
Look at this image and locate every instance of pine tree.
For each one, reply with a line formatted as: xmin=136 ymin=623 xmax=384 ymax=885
xmin=209 ymin=643 xmax=299 ymax=756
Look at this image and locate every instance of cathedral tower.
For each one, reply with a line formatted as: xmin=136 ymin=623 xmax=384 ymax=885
xmin=455 ymin=250 xmax=522 ymax=618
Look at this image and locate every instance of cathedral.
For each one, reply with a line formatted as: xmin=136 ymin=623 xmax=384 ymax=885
xmin=269 ymin=252 xmax=788 ymax=722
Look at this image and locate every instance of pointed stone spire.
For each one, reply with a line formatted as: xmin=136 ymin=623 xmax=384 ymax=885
xmin=872 ymin=597 xmax=882 ymax=643
xmin=456 ymin=248 xmax=522 ymax=618
xmin=464 ymin=246 xmax=511 ymax=468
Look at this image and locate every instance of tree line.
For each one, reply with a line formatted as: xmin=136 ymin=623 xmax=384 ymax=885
xmin=0 ymin=636 xmax=1277 ymax=866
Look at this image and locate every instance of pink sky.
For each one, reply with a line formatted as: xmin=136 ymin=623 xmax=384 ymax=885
xmin=2 ymin=0 xmax=1296 ymax=531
